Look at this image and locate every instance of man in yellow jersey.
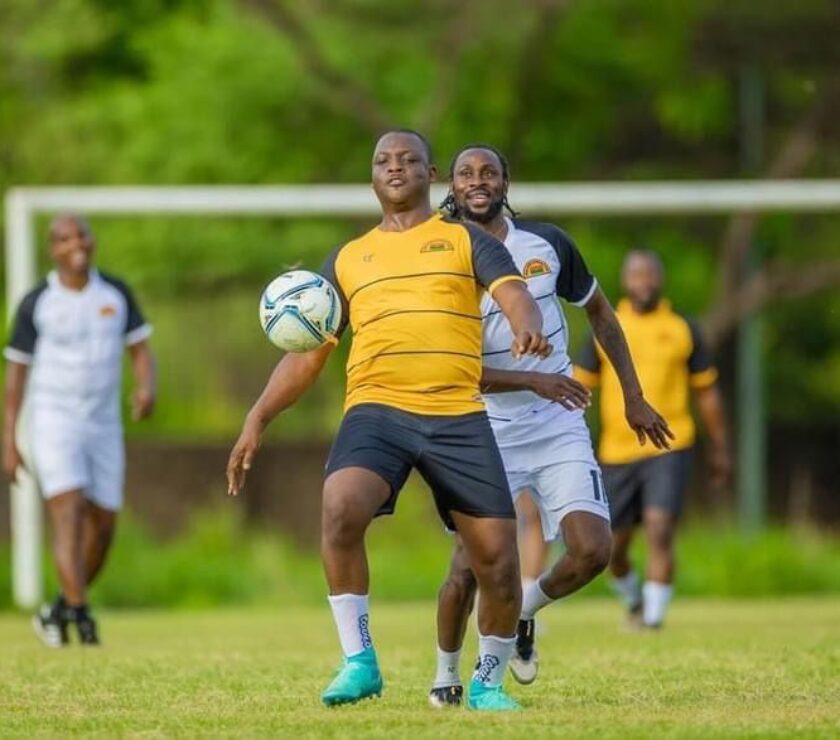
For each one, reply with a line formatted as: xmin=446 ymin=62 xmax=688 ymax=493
xmin=226 ymin=130 xmax=550 ymax=711
xmin=575 ymin=250 xmax=730 ymax=629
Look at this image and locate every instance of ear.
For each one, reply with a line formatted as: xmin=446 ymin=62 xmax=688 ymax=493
xmin=428 ymin=164 xmax=438 ymax=183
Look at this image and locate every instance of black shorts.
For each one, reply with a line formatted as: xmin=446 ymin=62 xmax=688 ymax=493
xmin=601 ymin=449 xmax=692 ymax=529
xmin=324 ymin=403 xmax=515 ymax=531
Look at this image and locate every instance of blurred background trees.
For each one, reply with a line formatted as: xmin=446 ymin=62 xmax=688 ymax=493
xmin=1 ymin=0 xmax=838 ymax=524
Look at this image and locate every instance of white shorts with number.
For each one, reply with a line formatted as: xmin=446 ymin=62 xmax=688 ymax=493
xmin=28 ymin=410 xmax=125 ymax=511
xmin=493 ymin=407 xmax=610 ymax=542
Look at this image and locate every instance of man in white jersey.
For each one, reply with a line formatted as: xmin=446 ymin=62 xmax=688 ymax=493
xmin=429 ymin=145 xmax=672 ymax=706
xmin=3 ymin=214 xmax=156 ymax=647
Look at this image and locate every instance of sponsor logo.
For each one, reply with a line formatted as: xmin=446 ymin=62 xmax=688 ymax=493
xmin=362 ymin=253 xmax=374 ymax=262
xmin=358 ymin=614 xmax=373 ymax=650
xmin=522 ymin=258 xmax=551 ymax=278
xmin=99 ymin=304 xmax=118 ymax=317
xmin=420 ymin=240 xmax=454 ymax=254
xmin=474 ymin=654 xmax=500 ymax=683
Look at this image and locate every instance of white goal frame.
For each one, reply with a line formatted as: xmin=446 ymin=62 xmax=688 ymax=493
xmin=6 ymin=180 xmax=840 ymax=609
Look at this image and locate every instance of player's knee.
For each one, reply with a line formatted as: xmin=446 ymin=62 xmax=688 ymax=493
xmin=477 ymin=555 xmax=520 ymax=608
xmin=442 ymin=564 xmax=477 ymax=605
xmin=321 ymin=495 xmax=365 ymax=549
xmin=574 ymin=538 xmax=612 ymax=579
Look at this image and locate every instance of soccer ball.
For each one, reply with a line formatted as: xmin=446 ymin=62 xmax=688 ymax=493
xmin=259 ymin=270 xmax=343 ymax=352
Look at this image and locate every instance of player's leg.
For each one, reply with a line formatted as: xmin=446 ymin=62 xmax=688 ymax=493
xmin=517 ymin=491 xmax=550 ymax=585
xmin=511 ymin=461 xmax=611 ymax=684
xmin=41 ymin=490 xmax=90 ymax=645
xmin=82 ymin=502 xmax=116 ymax=586
xmin=452 ymin=511 xmax=522 ymax=710
xmin=320 ymin=466 xmax=391 ymax=705
xmin=639 ymin=450 xmax=691 ymax=628
xmin=430 ymin=536 xmax=476 ymax=707
xmin=604 ymin=462 xmax=644 ymax=622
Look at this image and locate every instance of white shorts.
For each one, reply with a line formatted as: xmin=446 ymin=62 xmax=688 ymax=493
xmin=28 ymin=415 xmax=125 ymax=511
xmin=496 ymin=419 xmax=610 ymax=542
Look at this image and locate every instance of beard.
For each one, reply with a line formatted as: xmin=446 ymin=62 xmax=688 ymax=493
xmin=459 ymin=197 xmax=505 ymax=224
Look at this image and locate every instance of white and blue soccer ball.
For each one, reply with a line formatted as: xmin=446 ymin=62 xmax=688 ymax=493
xmin=259 ymin=270 xmax=343 ymax=352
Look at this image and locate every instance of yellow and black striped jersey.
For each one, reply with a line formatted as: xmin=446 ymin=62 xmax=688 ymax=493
xmin=575 ymin=299 xmax=717 ymax=464
xmin=322 ymin=213 xmax=523 ymax=416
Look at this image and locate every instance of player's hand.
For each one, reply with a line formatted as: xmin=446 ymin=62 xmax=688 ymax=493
xmin=226 ymin=420 xmax=262 ymax=496
xmin=2 ymin=442 xmax=25 ymax=483
xmin=131 ymin=386 xmax=155 ymax=421
xmin=708 ymin=445 xmax=732 ymax=488
xmin=511 ymin=330 xmax=552 ymax=360
xmin=529 ymin=373 xmax=592 ymax=410
xmin=625 ymin=394 xmax=674 ymax=450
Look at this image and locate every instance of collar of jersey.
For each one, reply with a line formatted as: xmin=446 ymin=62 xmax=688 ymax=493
xmin=374 ymin=212 xmax=441 ymax=235
xmin=617 ymin=298 xmax=673 ymax=317
xmin=48 ymin=267 xmax=100 ymax=293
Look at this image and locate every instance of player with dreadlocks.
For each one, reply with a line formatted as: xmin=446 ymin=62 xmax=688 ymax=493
xmin=429 ymin=145 xmax=673 ymax=706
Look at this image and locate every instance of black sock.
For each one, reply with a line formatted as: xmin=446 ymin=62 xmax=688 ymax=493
xmin=66 ymin=604 xmax=90 ymax=623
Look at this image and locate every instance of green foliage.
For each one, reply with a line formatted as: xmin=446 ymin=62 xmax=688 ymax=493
xmin=1 ymin=493 xmax=838 ymax=610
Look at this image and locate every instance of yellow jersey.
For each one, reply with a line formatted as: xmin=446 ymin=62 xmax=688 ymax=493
xmin=322 ymin=213 xmax=523 ymax=416
xmin=574 ymin=299 xmax=717 ymax=464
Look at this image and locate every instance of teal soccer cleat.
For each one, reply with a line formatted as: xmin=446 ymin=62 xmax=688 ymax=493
xmin=467 ymin=679 xmax=521 ymax=711
xmin=321 ymin=648 xmax=383 ymax=706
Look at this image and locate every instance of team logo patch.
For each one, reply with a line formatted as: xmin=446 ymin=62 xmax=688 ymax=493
xmin=420 ymin=240 xmax=454 ymax=254
xmin=522 ymin=258 xmax=551 ymax=278
xmin=99 ymin=304 xmax=117 ymax=317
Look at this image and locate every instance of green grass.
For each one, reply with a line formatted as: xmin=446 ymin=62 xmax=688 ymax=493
xmin=1 ymin=599 xmax=838 ymax=737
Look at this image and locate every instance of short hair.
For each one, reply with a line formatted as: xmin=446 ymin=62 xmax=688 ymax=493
xmin=49 ymin=213 xmax=91 ymax=241
xmin=376 ymin=128 xmax=433 ymax=163
xmin=622 ymin=249 xmax=664 ymax=277
xmin=440 ymin=143 xmax=518 ymax=218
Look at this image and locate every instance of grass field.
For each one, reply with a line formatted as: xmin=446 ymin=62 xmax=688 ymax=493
xmin=1 ymin=599 xmax=838 ymax=737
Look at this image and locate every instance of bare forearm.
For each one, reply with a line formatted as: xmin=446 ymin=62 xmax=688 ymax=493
xmin=247 ymin=347 xmax=331 ymax=430
xmin=695 ymin=385 xmax=728 ymax=450
xmin=589 ymin=305 xmax=643 ymax=400
xmin=130 ymin=345 xmax=156 ymax=394
xmin=480 ymin=368 xmax=535 ymax=394
xmin=3 ymin=363 xmax=27 ymax=444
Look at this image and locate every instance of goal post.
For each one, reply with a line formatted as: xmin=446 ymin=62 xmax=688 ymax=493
xmin=6 ymin=180 xmax=840 ymax=609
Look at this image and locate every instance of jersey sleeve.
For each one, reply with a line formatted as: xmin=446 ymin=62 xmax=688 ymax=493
xmin=465 ymin=223 xmax=523 ymax=294
xmin=573 ymin=333 xmax=601 ymax=388
xmin=110 ymin=278 xmax=153 ymax=346
xmin=4 ymin=287 xmax=42 ymax=365
xmin=552 ymin=231 xmax=597 ymax=306
xmin=686 ymin=318 xmax=718 ymax=388
xmin=320 ymin=246 xmax=350 ymax=339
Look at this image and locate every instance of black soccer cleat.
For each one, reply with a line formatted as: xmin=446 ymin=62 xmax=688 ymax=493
xmin=75 ymin=615 xmax=100 ymax=646
xmin=31 ymin=603 xmax=68 ymax=649
xmin=509 ymin=618 xmax=538 ymax=685
xmin=428 ymin=684 xmax=463 ymax=708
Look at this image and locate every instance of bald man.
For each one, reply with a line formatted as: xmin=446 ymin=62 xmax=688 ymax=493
xmin=575 ymin=250 xmax=730 ymax=629
xmin=3 ymin=215 xmax=156 ymax=646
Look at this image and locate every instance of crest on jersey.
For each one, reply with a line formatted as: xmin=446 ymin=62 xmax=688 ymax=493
xmin=420 ymin=240 xmax=454 ymax=253
xmin=99 ymin=304 xmax=117 ymax=317
xmin=522 ymin=258 xmax=551 ymax=278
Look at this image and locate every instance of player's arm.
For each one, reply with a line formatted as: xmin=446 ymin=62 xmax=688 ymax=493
xmin=227 ymin=345 xmax=333 ymax=495
xmin=583 ymin=288 xmax=674 ymax=449
xmin=3 ymin=361 xmax=29 ymax=482
xmin=127 ymin=340 xmax=156 ymax=421
xmin=480 ymin=368 xmax=591 ymax=410
xmin=686 ymin=319 xmax=731 ymax=486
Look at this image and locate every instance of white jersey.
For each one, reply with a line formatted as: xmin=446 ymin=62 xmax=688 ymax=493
xmin=481 ymin=218 xmax=597 ymax=457
xmin=5 ymin=269 xmax=152 ymax=427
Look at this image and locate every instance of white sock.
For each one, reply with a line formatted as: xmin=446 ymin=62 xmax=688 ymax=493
xmin=472 ymin=633 xmax=515 ymax=688
xmin=327 ymin=593 xmax=373 ymax=657
xmin=611 ymin=570 xmax=642 ymax=610
xmin=433 ymin=646 xmax=462 ymax=688
xmin=521 ymin=579 xmax=554 ymax=620
xmin=642 ymin=581 xmax=673 ymax=626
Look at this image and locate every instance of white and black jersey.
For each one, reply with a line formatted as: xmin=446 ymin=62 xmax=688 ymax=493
xmin=481 ymin=218 xmax=597 ymax=451
xmin=4 ymin=269 xmax=152 ymax=425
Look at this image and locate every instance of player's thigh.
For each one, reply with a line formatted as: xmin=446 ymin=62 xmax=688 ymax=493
xmin=85 ymin=428 xmax=125 ymax=512
xmin=415 ymin=411 xmax=515 ymax=532
xmin=449 ymin=510 xmax=519 ymax=581
xmin=532 ymin=459 xmax=611 ymax=542
xmin=602 ymin=461 xmax=643 ymax=531
xmin=29 ymin=417 xmax=90 ymax=500
xmin=324 ymin=403 xmax=415 ymax=524
xmin=640 ymin=449 xmax=692 ymax=520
